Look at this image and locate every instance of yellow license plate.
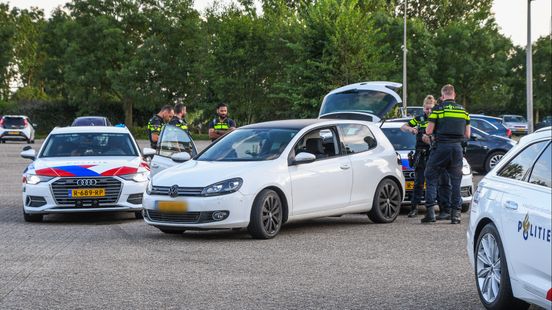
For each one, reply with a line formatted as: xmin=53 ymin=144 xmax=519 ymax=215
xmin=69 ymin=188 xmax=105 ymax=197
xmin=8 ymin=131 xmax=19 ymax=135
xmin=406 ymin=181 xmax=426 ymax=190
xmin=157 ymin=201 xmax=187 ymax=213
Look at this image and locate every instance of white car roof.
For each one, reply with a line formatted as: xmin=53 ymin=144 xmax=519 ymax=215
xmin=49 ymin=126 xmax=131 ymax=135
xmin=518 ymin=127 xmax=551 ymax=145
xmin=380 ymin=121 xmax=405 ymax=128
xmin=326 ymin=81 xmax=402 ymax=103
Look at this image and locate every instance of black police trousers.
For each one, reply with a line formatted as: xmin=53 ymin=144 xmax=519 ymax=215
xmin=424 ymin=142 xmax=463 ymax=210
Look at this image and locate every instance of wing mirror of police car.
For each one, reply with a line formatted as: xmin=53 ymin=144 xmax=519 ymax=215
xmin=291 ymin=152 xmax=316 ymax=165
xmin=20 ymin=148 xmax=36 ymax=160
xmin=142 ymin=148 xmax=156 ymax=158
xmin=171 ymin=152 xmax=191 ymax=163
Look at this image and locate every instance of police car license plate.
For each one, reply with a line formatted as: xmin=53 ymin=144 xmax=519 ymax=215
xmin=157 ymin=201 xmax=187 ymax=213
xmin=405 ymin=181 xmax=425 ymax=190
xmin=69 ymin=188 xmax=105 ymax=197
xmin=8 ymin=131 xmax=19 ymax=135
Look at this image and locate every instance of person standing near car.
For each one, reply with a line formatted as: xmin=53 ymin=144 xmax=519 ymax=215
xmin=401 ymin=95 xmax=435 ymax=217
xmin=421 ymin=84 xmax=470 ymax=224
xmin=208 ymin=103 xmax=236 ymax=141
xmin=147 ymin=105 xmax=174 ymax=149
xmin=169 ymin=103 xmax=189 ymax=132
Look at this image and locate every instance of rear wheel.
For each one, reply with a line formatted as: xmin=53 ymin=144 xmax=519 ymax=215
xmin=475 ymin=223 xmax=529 ymax=310
xmin=484 ymin=151 xmax=506 ymax=173
xmin=368 ymin=179 xmax=402 ymax=223
xmin=23 ymin=210 xmax=43 ymax=222
xmin=248 ymin=189 xmax=283 ymax=239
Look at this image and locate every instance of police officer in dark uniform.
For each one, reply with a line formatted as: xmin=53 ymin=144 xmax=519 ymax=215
xmin=168 ymin=103 xmax=189 ymax=132
xmin=147 ymin=105 xmax=174 ymax=149
xmin=208 ymin=103 xmax=236 ymax=142
xmin=401 ymin=95 xmax=435 ymax=217
xmin=421 ymin=84 xmax=470 ymax=224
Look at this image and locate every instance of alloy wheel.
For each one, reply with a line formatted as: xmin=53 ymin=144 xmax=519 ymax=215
xmin=488 ymin=154 xmax=504 ymax=170
xmin=377 ymin=182 xmax=401 ymax=219
xmin=261 ymin=193 xmax=282 ymax=235
xmin=476 ymin=233 xmax=501 ymax=303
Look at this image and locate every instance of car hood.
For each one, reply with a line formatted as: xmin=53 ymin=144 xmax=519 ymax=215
xmin=27 ymin=157 xmax=148 ymax=177
xmin=151 ymin=160 xmax=274 ymax=188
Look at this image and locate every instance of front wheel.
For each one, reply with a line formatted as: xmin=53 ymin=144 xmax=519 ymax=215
xmin=484 ymin=151 xmax=505 ymax=173
xmin=474 ymin=223 xmax=529 ymax=310
xmin=367 ymin=179 xmax=402 ymax=223
xmin=248 ymin=189 xmax=283 ymax=239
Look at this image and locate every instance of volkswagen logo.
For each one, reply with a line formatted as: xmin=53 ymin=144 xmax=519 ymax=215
xmin=168 ymin=185 xmax=179 ymax=198
xmin=76 ymin=179 xmax=97 ymax=186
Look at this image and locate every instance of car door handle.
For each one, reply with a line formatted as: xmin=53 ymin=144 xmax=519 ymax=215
xmin=151 ymin=163 xmax=159 ymax=168
xmin=503 ymin=200 xmax=518 ymax=210
xmin=340 ymin=164 xmax=351 ymax=170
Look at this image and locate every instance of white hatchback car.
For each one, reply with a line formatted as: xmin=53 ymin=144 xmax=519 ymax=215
xmin=20 ymin=126 xmax=150 ymax=222
xmin=0 ymin=115 xmax=36 ymax=143
xmin=467 ymin=127 xmax=551 ymax=309
xmin=143 ymin=119 xmax=405 ymax=239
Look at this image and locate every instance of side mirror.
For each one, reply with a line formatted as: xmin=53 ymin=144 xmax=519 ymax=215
xmin=142 ymin=147 xmax=156 ymax=157
xmin=364 ymin=136 xmax=377 ymax=149
xmin=21 ymin=148 xmax=36 ymax=160
xmin=32 ymin=123 xmax=37 ymax=128
xmin=22 ymin=145 xmax=32 ymax=151
xmin=291 ymin=152 xmax=316 ymax=165
xmin=171 ymin=152 xmax=191 ymax=163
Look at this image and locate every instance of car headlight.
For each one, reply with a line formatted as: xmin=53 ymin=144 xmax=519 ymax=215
xmin=146 ymin=180 xmax=153 ymax=195
xmin=25 ymin=174 xmax=54 ymax=185
xmin=120 ymin=172 xmax=149 ymax=182
xmin=201 ymin=178 xmax=243 ymax=196
xmin=462 ymin=159 xmax=471 ymax=175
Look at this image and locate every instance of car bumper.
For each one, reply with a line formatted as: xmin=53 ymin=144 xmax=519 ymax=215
xmin=1 ymin=130 xmax=29 ymax=140
xmin=22 ymin=179 xmax=147 ymax=214
xmin=142 ymin=191 xmax=254 ymax=229
xmin=402 ymin=174 xmax=473 ymax=206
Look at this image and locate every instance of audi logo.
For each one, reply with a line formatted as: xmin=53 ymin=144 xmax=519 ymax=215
xmin=405 ymin=172 xmax=416 ymax=179
xmin=168 ymin=185 xmax=179 ymax=198
xmin=76 ymin=179 xmax=98 ymax=186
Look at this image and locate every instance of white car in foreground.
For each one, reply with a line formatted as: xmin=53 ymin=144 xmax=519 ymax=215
xmin=467 ymin=127 xmax=551 ymax=309
xmin=143 ymin=119 xmax=405 ymax=239
xmin=20 ymin=126 xmax=150 ymax=222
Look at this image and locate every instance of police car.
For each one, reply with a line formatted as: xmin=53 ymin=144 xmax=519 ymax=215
xmin=467 ymin=127 xmax=551 ymax=309
xmin=380 ymin=121 xmax=473 ymax=212
xmin=20 ymin=126 xmax=150 ymax=222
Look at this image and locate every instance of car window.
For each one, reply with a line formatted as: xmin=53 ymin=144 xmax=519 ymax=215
xmin=72 ymin=118 xmax=107 ymax=126
xmin=471 ymin=119 xmax=497 ymax=132
xmin=504 ymin=116 xmax=526 ymax=123
xmin=527 ymin=143 xmax=551 ymax=188
xmin=381 ymin=127 xmax=416 ymax=151
xmin=320 ymin=90 xmax=398 ymax=117
xmin=497 ymin=141 xmax=548 ymax=181
xmin=3 ymin=117 xmax=25 ymax=127
xmin=40 ymin=133 xmax=138 ymax=157
xmin=337 ymin=124 xmax=376 ymax=154
xmin=158 ymin=125 xmax=196 ymax=158
xmin=293 ymin=127 xmax=340 ymax=159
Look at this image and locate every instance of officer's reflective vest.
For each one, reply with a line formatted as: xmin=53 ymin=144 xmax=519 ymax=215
xmin=213 ymin=119 xmax=230 ymax=130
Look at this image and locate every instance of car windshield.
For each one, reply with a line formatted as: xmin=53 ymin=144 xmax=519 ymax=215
xmin=381 ymin=127 xmax=416 ymax=151
xmin=504 ymin=116 xmax=526 ymax=123
xmin=40 ymin=133 xmax=138 ymax=157
xmin=72 ymin=117 xmax=107 ymax=126
xmin=406 ymin=107 xmax=424 ymax=117
xmin=320 ymin=90 xmax=398 ymax=117
xmin=197 ymin=128 xmax=298 ymax=161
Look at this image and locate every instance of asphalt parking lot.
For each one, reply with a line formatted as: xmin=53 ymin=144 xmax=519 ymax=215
xmin=0 ymin=139 xmax=490 ymax=309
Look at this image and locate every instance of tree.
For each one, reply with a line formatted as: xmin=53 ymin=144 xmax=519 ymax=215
xmin=0 ymin=4 xmax=15 ymax=101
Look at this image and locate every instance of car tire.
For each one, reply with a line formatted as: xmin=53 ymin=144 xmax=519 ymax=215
xmin=367 ymin=179 xmax=401 ymax=223
xmin=158 ymin=228 xmax=185 ymax=234
xmin=0 ymin=139 xmax=4 ymax=143
xmin=134 ymin=211 xmax=143 ymax=219
xmin=474 ymin=223 xmax=529 ymax=310
xmin=247 ymin=189 xmax=283 ymax=239
xmin=461 ymin=203 xmax=470 ymax=213
xmin=484 ymin=151 xmax=506 ymax=173
xmin=23 ymin=211 xmax=43 ymax=222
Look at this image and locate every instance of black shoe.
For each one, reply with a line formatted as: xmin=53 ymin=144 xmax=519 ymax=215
xmin=421 ymin=206 xmax=435 ymax=224
xmin=437 ymin=212 xmax=450 ymax=221
xmin=450 ymin=208 xmax=461 ymax=224
xmin=407 ymin=208 xmax=418 ymax=218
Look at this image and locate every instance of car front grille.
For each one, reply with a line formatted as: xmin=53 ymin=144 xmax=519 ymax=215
xmin=150 ymin=185 xmax=204 ymax=197
xmin=146 ymin=210 xmax=201 ymax=223
xmin=50 ymin=177 xmax=122 ymax=206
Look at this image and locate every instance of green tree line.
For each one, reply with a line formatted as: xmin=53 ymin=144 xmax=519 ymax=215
xmin=0 ymin=0 xmax=550 ymax=134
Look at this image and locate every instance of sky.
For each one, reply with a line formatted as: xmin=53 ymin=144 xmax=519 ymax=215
xmin=2 ymin=0 xmax=551 ymax=46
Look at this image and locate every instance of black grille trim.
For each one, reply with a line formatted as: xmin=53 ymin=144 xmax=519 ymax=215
xmin=150 ymin=185 xmax=204 ymax=197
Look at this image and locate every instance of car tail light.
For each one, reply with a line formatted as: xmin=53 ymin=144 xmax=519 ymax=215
xmin=23 ymin=119 xmax=28 ymax=127
xmin=506 ymin=129 xmax=512 ymax=137
xmin=547 ymin=288 xmax=552 ymax=301
xmin=0 ymin=118 xmax=3 ymax=128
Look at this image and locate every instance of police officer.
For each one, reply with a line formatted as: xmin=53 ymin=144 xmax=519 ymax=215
xmin=147 ymin=105 xmax=174 ymax=149
xmin=421 ymin=84 xmax=470 ymax=224
xmin=169 ymin=103 xmax=188 ymax=132
xmin=208 ymin=103 xmax=236 ymax=141
xmin=401 ymin=95 xmax=435 ymax=217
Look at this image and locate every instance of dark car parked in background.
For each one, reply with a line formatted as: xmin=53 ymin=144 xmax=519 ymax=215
xmin=535 ymin=115 xmax=552 ymax=130
xmin=465 ymin=127 xmax=515 ymax=173
xmin=470 ymin=114 xmax=511 ymax=138
xmin=71 ymin=116 xmax=112 ymax=126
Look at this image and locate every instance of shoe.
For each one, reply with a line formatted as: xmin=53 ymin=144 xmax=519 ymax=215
xmin=421 ymin=206 xmax=436 ymax=223
xmin=437 ymin=210 xmax=450 ymax=220
xmin=407 ymin=206 xmax=418 ymax=218
xmin=451 ymin=208 xmax=461 ymax=224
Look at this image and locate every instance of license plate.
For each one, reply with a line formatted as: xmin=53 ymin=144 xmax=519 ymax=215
xmin=405 ymin=181 xmax=425 ymax=190
xmin=157 ymin=201 xmax=187 ymax=213
xmin=68 ymin=188 xmax=106 ymax=197
xmin=8 ymin=131 xmax=19 ymax=135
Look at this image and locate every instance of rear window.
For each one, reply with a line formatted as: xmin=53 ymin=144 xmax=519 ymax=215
xmin=3 ymin=117 xmax=25 ymax=126
xmin=320 ymin=90 xmax=398 ymax=117
xmin=72 ymin=118 xmax=108 ymax=126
